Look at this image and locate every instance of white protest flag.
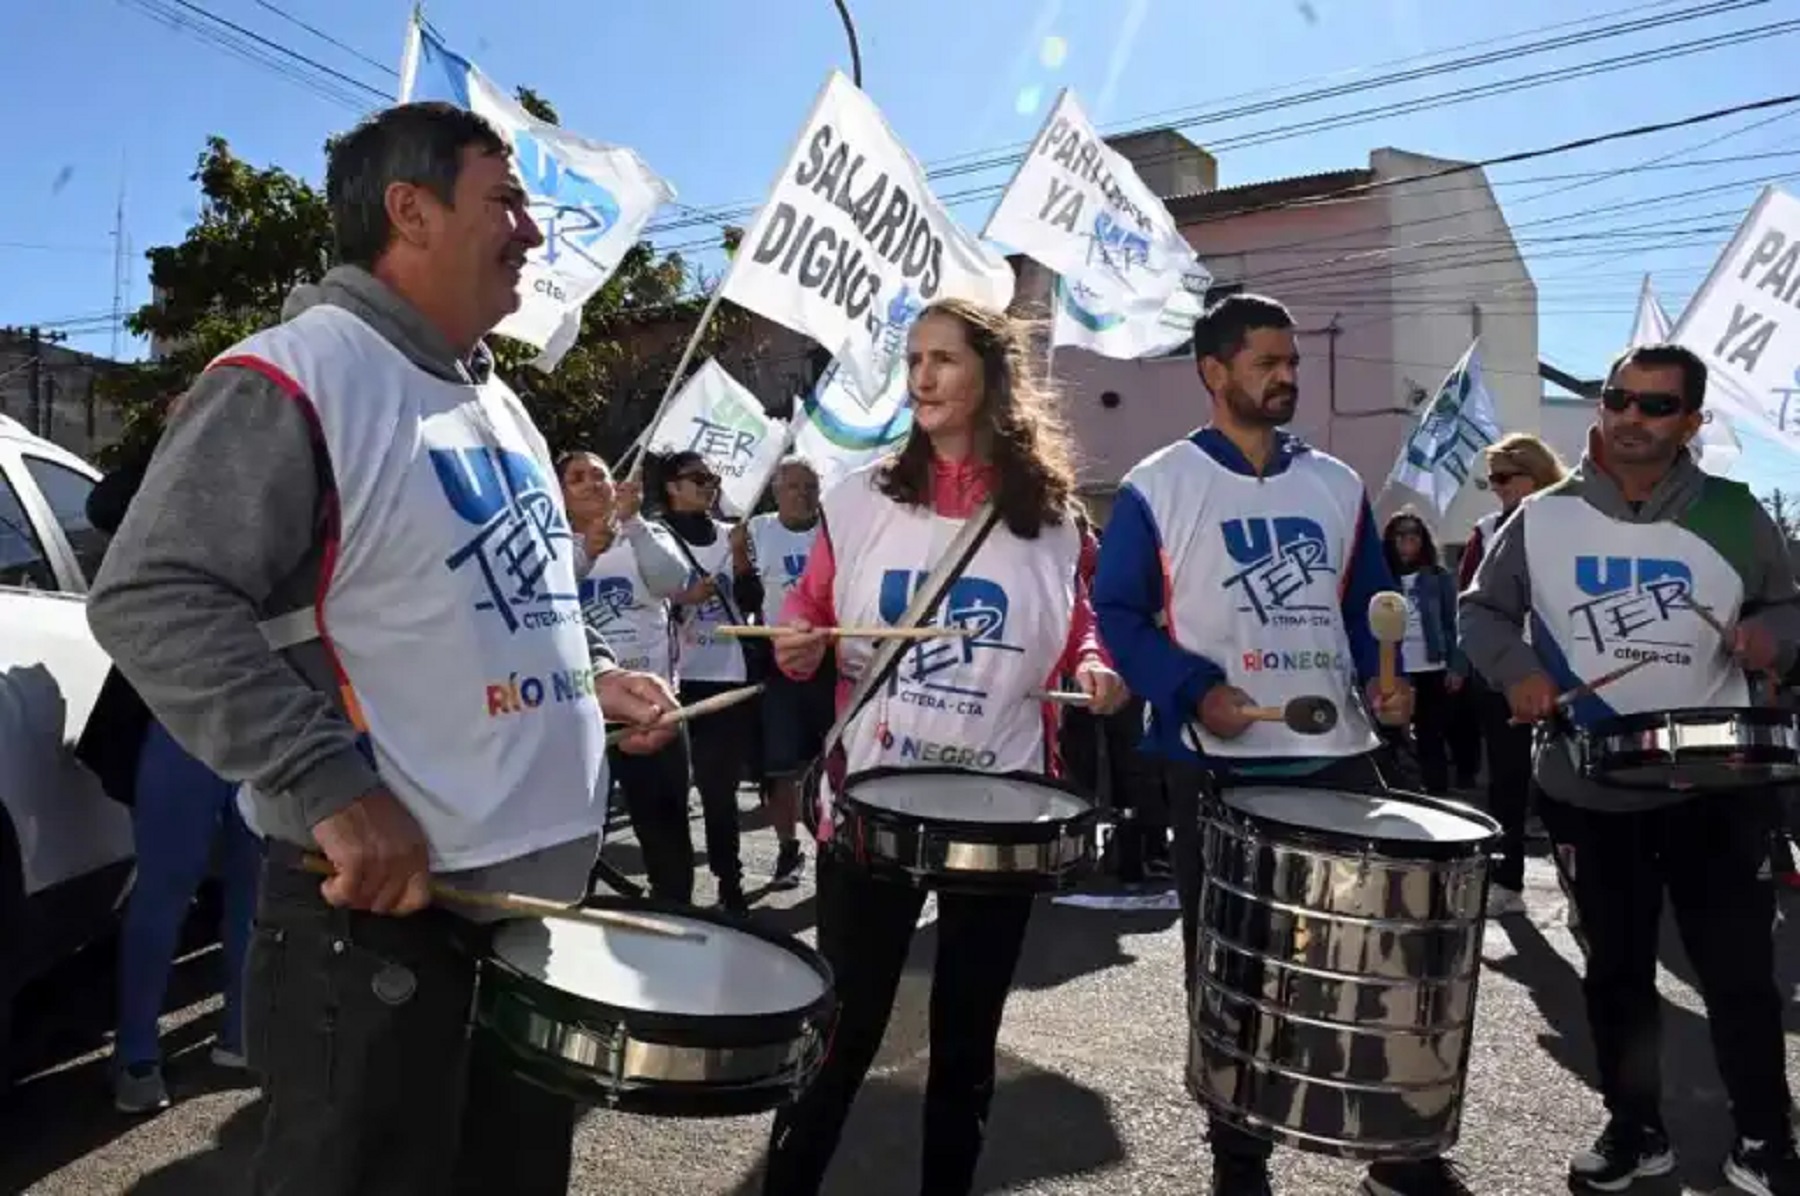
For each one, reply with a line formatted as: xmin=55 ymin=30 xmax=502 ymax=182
xmin=1052 ymin=264 xmax=1212 ymax=359
xmin=790 ymin=358 xmax=914 ymax=494
xmin=985 ymin=88 xmax=1207 ymax=359
xmin=1631 ymin=274 xmax=1742 ymax=476
xmin=1386 ymin=340 xmax=1502 ymax=517
xmin=1669 ymin=185 xmax=1800 ymax=465
xmin=718 ymin=71 xmax=1015 ymax=398
xmin=401 ymin=19 xmax=675 ymax=370
xmin=645 ymin=360 xmax=789 ymax=517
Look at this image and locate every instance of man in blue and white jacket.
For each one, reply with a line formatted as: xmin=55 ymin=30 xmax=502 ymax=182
xmin=1095 ymin=294 xmax=1469 ymax=1196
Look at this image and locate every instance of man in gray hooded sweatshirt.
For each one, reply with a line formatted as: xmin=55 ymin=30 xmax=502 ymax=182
xmin=86 ymin=102 xmax=680 ymax=1195
xmin=1459 ymin=342 xmax=1800 ymax=1196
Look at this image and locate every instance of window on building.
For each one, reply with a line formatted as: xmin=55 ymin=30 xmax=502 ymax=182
xmin=0 ymin=471 xmax=57 ymax=592
xmin=21 ymin=456 xmax=105 ymax=587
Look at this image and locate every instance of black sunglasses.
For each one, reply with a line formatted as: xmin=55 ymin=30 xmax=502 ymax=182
xmin=1601 ymin=387 xmax=1689 ymax=419
xmin=1486 ymin=470 xmax=1522 ymax=486
xmin=677 ymin=472 xmax=721 ymax=488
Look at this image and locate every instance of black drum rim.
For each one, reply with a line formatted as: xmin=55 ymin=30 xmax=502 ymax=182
xmin=839 ymin=764 xmax=1099 ymax=845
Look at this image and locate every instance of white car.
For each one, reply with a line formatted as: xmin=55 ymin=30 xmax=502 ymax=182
xmin=0 ymin=414 xmax=135 ymax=1077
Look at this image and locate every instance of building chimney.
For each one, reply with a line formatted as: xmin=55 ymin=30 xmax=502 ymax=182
xmin=1103 ymin=129 xmax=1217 ymax=200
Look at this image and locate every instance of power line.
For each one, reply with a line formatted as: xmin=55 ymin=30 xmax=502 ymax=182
xmin=251 ymin=0 xmax=398 ymax=79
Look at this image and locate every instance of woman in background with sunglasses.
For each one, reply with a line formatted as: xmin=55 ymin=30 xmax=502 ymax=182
xmin=1457 ymin=432 xmax=1567 ymax=918
xmin=644 ymin=449 xmax=757 ymax=913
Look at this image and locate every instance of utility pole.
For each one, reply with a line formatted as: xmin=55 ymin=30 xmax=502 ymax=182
xmin=3 ymin=325 xmax=70 ymax=438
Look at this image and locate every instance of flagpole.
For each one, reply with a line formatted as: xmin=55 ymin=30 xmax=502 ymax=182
xmin=396 ymin=5 xmax=423 ymax=102
xmin=613 ymin=73 xmax=852 ymax=480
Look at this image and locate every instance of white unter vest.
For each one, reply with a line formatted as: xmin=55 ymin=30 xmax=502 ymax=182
xmin=747 ymin=512 xmax=819 ymax=624
xmin=1124 ymin=440 xmax=1379 ymax=759
xmin=1520 ymin=493 xmax=1747 ymax=725
xmin=226 ymin=305 xmax=607 ymax=871
xmin=581 ymin=540 xmax=674 ymax=681
xmin=826 ymin=466 xmax=1080 ymax=779
xmin=673 ymin=523 xmax=747 ymax=684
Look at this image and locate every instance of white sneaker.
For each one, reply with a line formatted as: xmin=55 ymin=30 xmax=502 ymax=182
xmin=1486 ymin=887 xmax=1527 ymax=918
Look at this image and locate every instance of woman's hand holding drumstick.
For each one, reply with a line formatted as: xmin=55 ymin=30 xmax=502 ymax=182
xmin=604 ymin=682 xmax=765 ymax=748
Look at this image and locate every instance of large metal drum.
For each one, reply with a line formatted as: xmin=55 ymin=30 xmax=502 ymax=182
xmin=1190 ymin=786 xmax=1499 ymax=1161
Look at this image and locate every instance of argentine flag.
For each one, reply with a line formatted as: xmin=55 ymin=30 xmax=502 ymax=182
xmin=398 ymin=16 xmax=674 ymax=370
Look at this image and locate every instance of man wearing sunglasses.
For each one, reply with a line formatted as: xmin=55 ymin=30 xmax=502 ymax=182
xmin=1460 ymin=343 xmax=1800 ymax=1196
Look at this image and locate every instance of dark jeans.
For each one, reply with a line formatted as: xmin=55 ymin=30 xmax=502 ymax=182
xmin=681 ymin=679 xmax=755 ymax=884
xmin=763 ymin=852 xmax=1035 ymax=1195
xmin=609 ymin=729 xmax=696 ymax=903
xmin=1478 ymin=686 xmax=1532 ymax=892
xmin=1447 ymin=682 xmax=1485 ymax=787
xmin=1406 ymin=671 xmax=1452 ymax=795
xmin=1168 ymin=751 xmax=1404 ymax=1166
xmin=1538 ymin=793 xmax=1793 ymax=1144
xmin=245 ymin=846 xmax=578 ymax=1196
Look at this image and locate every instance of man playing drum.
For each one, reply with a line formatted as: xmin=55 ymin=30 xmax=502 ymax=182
xmin=1460 ymin=342 xmax=1800 ymax=1196
xmin=87 ymin=102 xmax=679 ymax=1196
xmin=1094 ymin=293 xmax=1481 ymax=1196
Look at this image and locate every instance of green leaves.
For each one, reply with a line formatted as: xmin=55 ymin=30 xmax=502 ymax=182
xmin=100 ymin=109 xmax=736 ymax=469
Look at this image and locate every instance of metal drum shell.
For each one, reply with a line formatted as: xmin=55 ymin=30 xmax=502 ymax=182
xmin=1191 ymin=790 xmax=1499 ymax=1162
xmin=830 ymin=765 xmax=1099 ymax=895
xmin=1571 ymin=706 xmax=1800 ymax=791
xmin=473 ymin=901 xmax=837 ymax=1119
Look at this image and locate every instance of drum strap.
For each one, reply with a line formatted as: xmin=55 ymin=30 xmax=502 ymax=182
xmin=818 ymin=500 xmax=1001 ymax=763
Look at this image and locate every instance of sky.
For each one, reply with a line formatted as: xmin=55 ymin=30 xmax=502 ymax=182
xmin=1 ymin=0 xmax=1795 ymax=495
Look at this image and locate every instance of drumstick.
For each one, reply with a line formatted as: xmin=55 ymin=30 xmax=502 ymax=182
xmin=716 ymin=625 xmax=975 ymax=641
xmin=1683 ymin=597 xmax=1782 ymax=702
xmin=294 ymin=854 xmax=707 ymax=943
xmin=605 ymin=682 xmax=765 ymax=747
xmin=1367 ymin=591 xmax=1408 ymax=697
xmin=1239 ymin=694 xmax=1340 ymax=735
xmin=1509 ymin=657 xmax=1655 ymax=725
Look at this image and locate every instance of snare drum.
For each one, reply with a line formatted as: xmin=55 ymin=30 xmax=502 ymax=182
xmin=1191 ymin=786 xmax=1499 ymax=1161
xmin=476 ymin=899 xmax=835 ymax=1118
xmin=1570 ymin=706 xmax=1800 ymax=791
xmin=829 ymin=766 xmax=1097 ymax=893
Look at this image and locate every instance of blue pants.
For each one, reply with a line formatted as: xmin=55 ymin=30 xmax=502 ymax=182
xmin=115 ymin=722 xmax=261 ymax=1066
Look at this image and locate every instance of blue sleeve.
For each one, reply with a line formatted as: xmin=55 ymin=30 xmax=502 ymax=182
xmin=1093 ymin=484 xmax=1227 ymax=718
xmin=1340 ymin=497 xmax=1400 ymax=684
xmin=1438 ymin=571 xmax=1465 ymax=673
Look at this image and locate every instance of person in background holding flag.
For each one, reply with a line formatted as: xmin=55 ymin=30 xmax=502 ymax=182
xmin=1093 ymin=294 xmax=1473 ymax=1196
xmin=559 ymin=450 xmax=698 ymax=903
xmin=732 ymin=455 xmax=829 ymax=890
xmin=760 ymin=298 xmax=1125 ymax=1196
xmin=647 ymin=448 xmax=759 ymax=913
xmin=1455 ymin=433 xmax=1567 ymax=919
xmin=84 ymin=102 xmax=679 ymax=1196
xmin=1461 ymin=343 xmax=1800 ymax=1196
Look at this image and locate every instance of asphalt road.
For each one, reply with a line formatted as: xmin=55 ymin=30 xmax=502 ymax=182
xmin=3 ymin=798 xmax=1796 ymax=1196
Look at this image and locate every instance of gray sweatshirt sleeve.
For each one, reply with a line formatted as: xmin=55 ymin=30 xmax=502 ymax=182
xmin=1456 ymin=514 xmax=1547 ymax=690
xmin=622 ymin=516 xmax=692 ymax=599
xmin=86 ymin=366 xmax=382 ymax=827
xmin=1741 ymin=501 xmax=1800 ymax=673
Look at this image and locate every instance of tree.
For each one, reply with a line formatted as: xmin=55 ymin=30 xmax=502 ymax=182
xmin=99 ymin=89 xmax=743 ymax=467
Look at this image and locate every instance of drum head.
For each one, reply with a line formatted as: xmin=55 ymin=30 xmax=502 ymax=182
xmin=489 ymin=913 xmax=829 ymax=1019
xmin=846 ymin=770 xmax=1090 ymax=825
xmin=1223 ymin=787 xmax=1496 ymax=846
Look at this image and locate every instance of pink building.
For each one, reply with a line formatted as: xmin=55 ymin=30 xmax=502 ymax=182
xmin=1057 ymin=133 xmax=1540 ymax=545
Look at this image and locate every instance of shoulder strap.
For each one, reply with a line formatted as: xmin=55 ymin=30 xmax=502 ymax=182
xmin=662 ymin=519 xmax=748 ymax=627
xmin=819 ymin=500 xmax=1001 ymax=760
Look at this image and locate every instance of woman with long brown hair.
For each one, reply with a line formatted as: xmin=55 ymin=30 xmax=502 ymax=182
xmin=759 ymin=298 xmax=1126 ymax=1196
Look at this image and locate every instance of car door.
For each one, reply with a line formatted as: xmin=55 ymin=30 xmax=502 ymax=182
xmin=0 ymin=443 xmax=132 ymax=894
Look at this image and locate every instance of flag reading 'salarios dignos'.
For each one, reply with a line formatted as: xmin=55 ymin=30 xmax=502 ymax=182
xmin=718 ymin=71 xmax=1015 ymax=399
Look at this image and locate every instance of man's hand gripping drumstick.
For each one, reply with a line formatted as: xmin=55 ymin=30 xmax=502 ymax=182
xmin=1505 ymin=657 xmax=1655 ymax=725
